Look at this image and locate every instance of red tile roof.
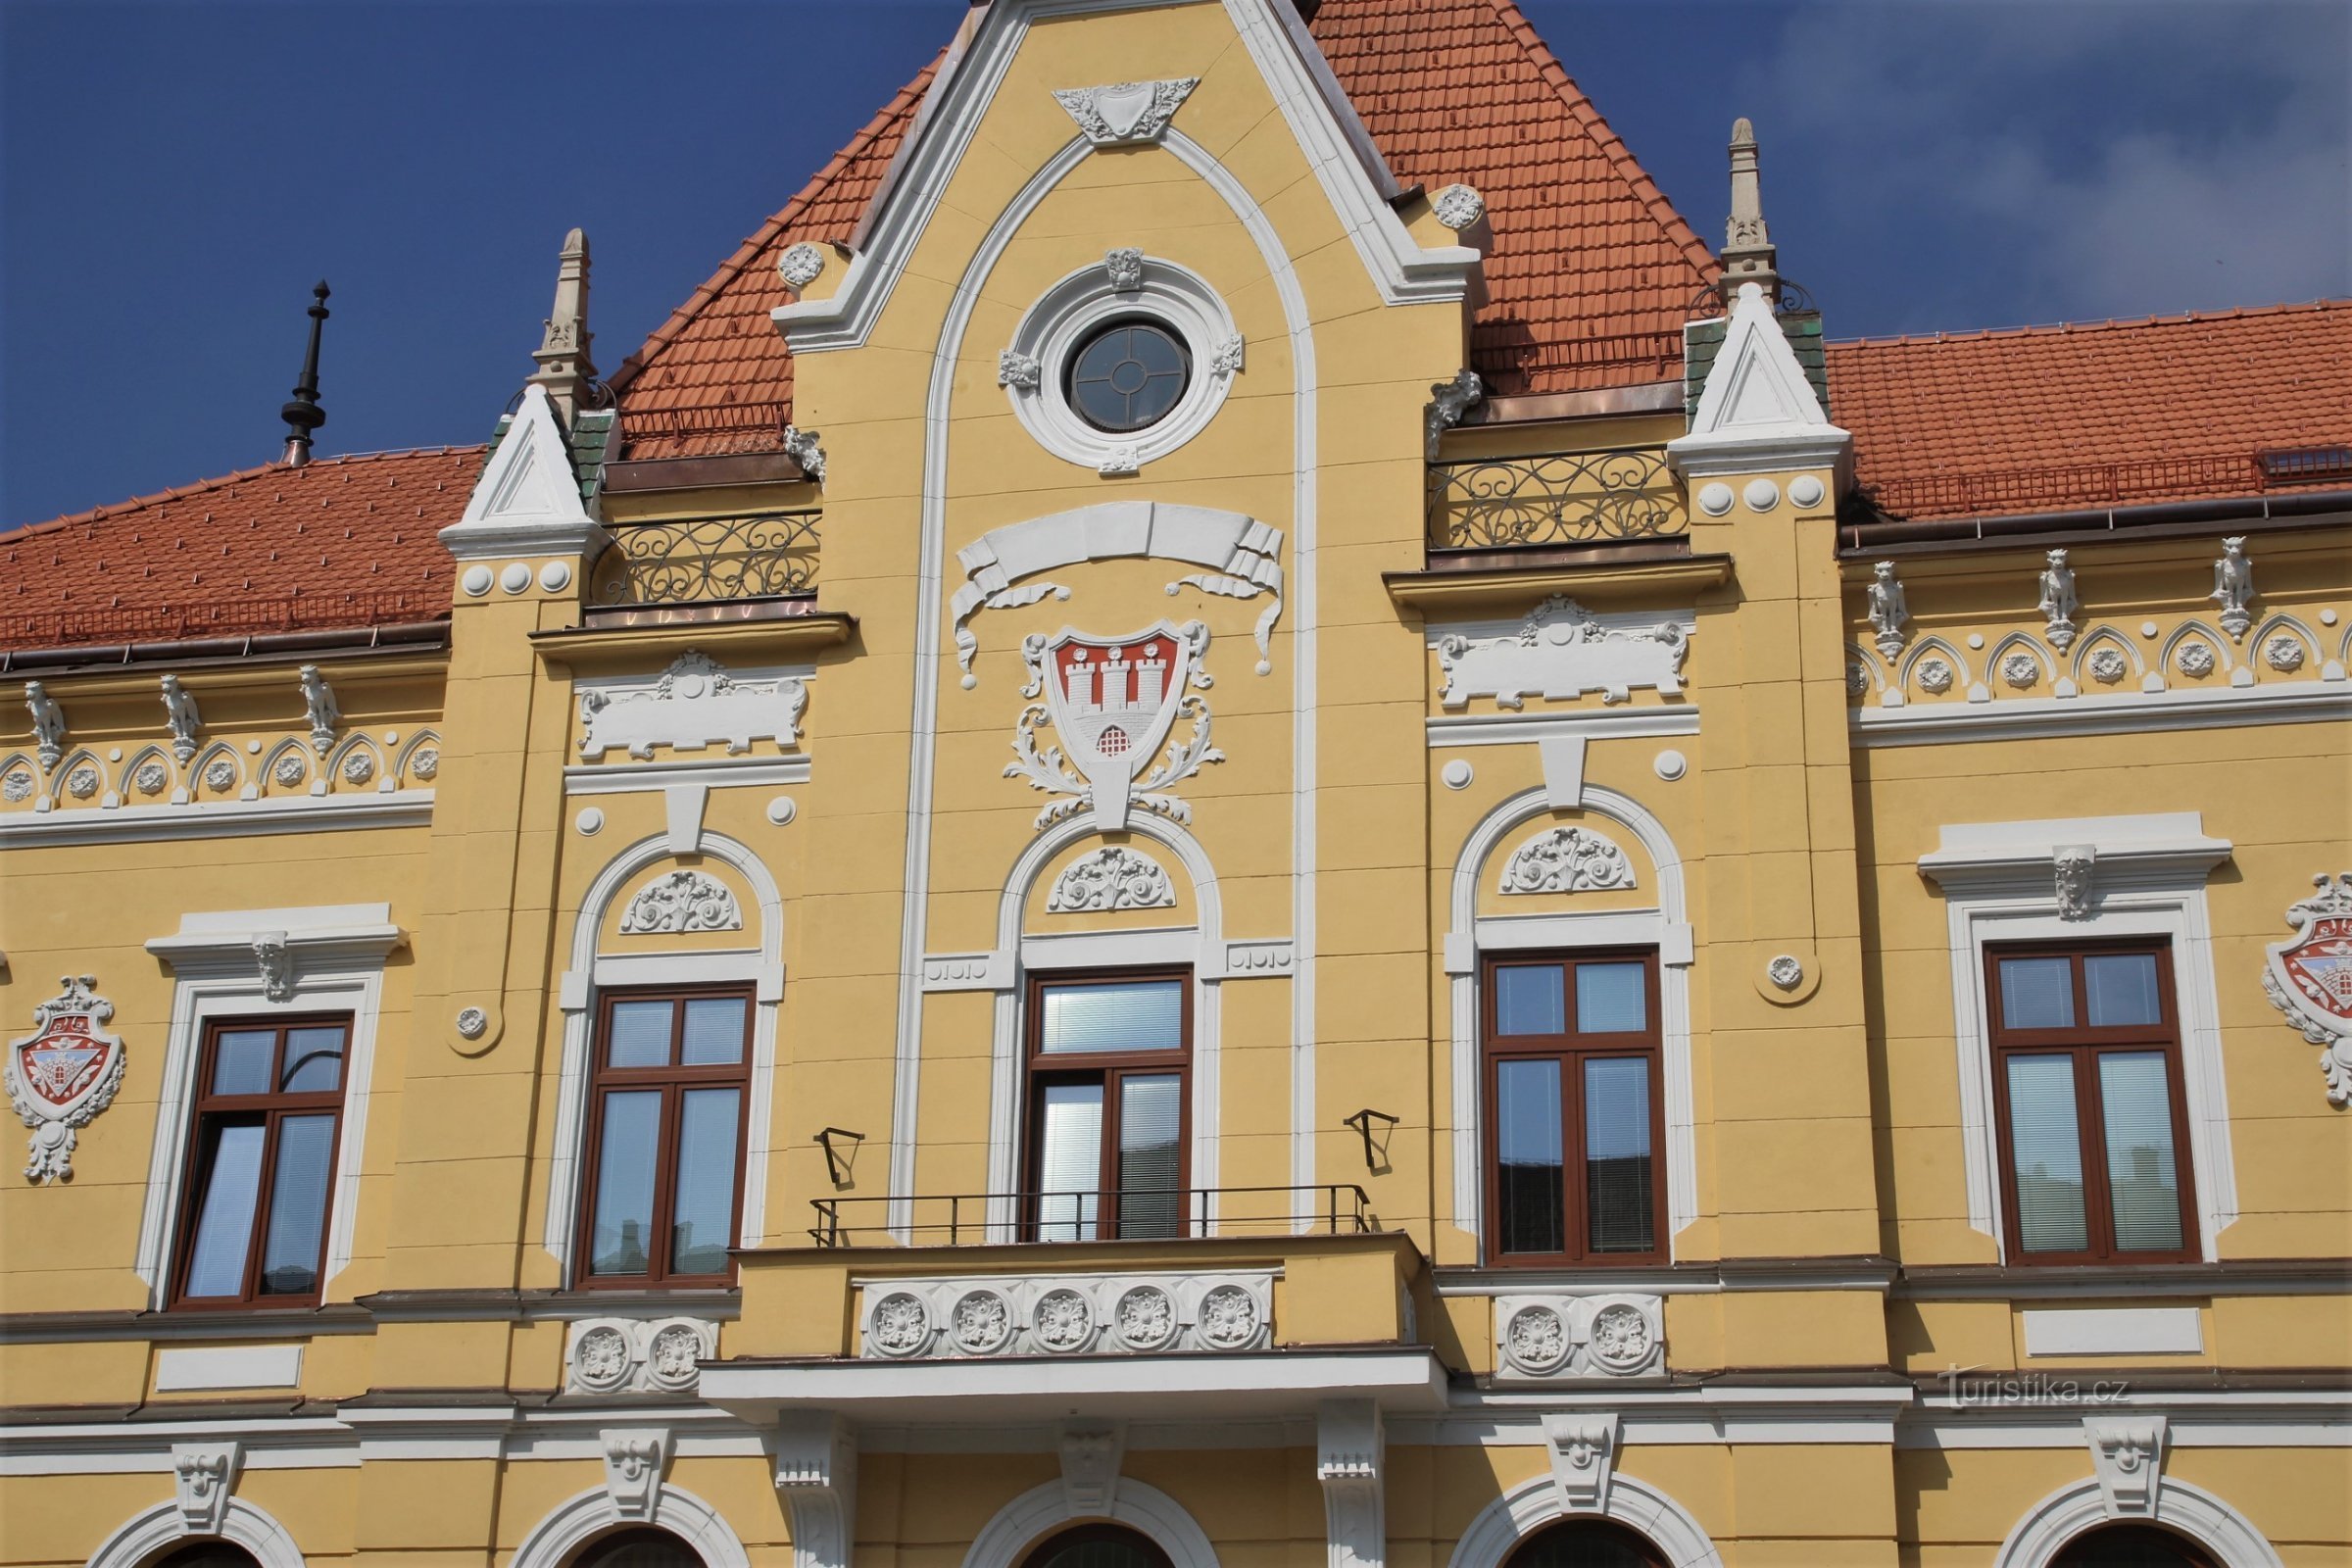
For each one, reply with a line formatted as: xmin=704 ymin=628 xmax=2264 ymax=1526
xmin=610 ymin=0 xmax=1715 ymax=458
xmin=0 ymin=448 xmax=479 ymax=651
xmin=1828 ymin=301 xmax=2352 ymax=520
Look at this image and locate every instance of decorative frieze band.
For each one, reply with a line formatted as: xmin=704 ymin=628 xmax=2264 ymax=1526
xmin=858 ymin=1271 xmax=1272 ymax=1360
xmin=1494 ymin=1293 xmax=1664 ymax=1380
xmin=564 ymin=1316 xmax=719 ymax=1395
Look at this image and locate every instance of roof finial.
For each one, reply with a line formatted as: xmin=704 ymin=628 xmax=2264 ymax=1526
xmin=280 ymin=280 xmax=330 ymax=467
xmin=1720 ymin=118 xmax=1779 ymax=307
xmin=528 ymin=227 xmax=597 ymax=423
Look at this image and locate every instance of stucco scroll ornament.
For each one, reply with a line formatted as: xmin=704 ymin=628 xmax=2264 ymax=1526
xmin=1005 ymin=620 xmax=1221 ymax=833
xmin=1424 ymin=368 xmax=1483 ymax=461
xmin=4 ymin=975 xmax=127 ymax=1183
xmin=578 ymin=651 xmax=808 ymax=760
xmin=1104 ymin=247 xmax=1146 ymax=293
xmin=2261 ymin=871 xmax=2352 ymax=1106
xmin=1437 ymin=596 xmax=1689 ymax=709
xmin=1866 ymin=561 xmax=1909 ymax=662
xmin=24 ymin=681 xmax=67 ymax=771
xmin=1433 ymin=182 xmax=1487 ymax=230
xmin=1053 ymin=77 xmax=1198 ymax=146
xmin=172 ymin=1442 xmax=242 ymax=1534
xmin=998 ymin=350 xmax=1043 ymax=390
xmin=2037 ymin=549 xmax=2080 ymax=652
xmin=619 ymin=869 xmax=744 ymax=935
xmin=298 ymin=663 xmax=340 ymax=756
xmin=1499 ymin=825 xmax=1638 ymax=895
xmin=782 ymin=423 xmax=826 ymax=485
xmin=159 ymin=674 xmax=204 ymax=764
xmin=2211 ymin=536 xmax=2255 ymax=641
xmin=1048 ymin=845 xmax=1178 ymax=913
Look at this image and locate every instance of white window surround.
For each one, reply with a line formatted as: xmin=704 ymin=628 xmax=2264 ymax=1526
xmin=1993 ymin=1475 xmax=2282 ymax=1568
xmin=509 ymin=1481 xmax=752 ymax=1568
xmin=963 ymin=1476 xmax=1219 ymax=1568
xmin=1446 ymin=1469 xmax=1723 ymax=1568
xmin=85 ymin=1494 xmax=308 ymax=1568
xmin=546 ymin=832 xmax=784 ymax=1273
xmin=1918 ymin=813 xmax=2237 ymax=1260
xmin=1446 ymin=787 xmax=1697 ymax=1252
xmin=137 ymin=905 xmax=405 ymax=1305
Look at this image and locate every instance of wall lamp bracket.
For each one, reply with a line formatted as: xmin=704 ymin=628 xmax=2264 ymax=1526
xmin=815 ymin=1126 xmax=865 ymax=1187
xmin=1343 ymin=1107 xmax=1398 ymax=1172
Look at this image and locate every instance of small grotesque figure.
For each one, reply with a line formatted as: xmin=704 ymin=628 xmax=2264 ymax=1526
xmin=2037 ymin=549 xmax=2079 ymax=651
xmin=2211 ymin=536 xmax=2254 ymax=640
xmin=24 ymin=681 xmax=67 ymax=770
xmin=160 ymin=674 xmax=204 ymax=763
xmin=1866 ymin=561 xmax=1910 ymax=660
xmin=299 ymin=663 xmax=340 ymax=756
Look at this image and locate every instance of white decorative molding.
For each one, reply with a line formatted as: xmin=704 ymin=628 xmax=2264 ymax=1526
xmin=961 ymin=1477 xmax=1221 ymax=1568
xmin=1059 ymin=1421 xmax=1125 ymax=1514
xmin=1424 ymin=368 xmax=1483 ymax=460
xmin=2261 ymin=872 xmax=2352 ymax=1104
xmin=2053 ymin=845 xmax=2097 ymax=921
xmin=4 ymin=974 xmax=127 ymax=1183
xmin=1432 ymin=183 xmax=1485 ymax=230
xmin=1991 ymin=1475 xmax=2282 ymax=1568
xmin=1866 ymin=562 xmax=1909 ymax=662
xmin=159 ymin=675 xmax=202 ymax=763
xmin=1919 ymin=815 xmax=2237 ymax=1256
xmin=2038 ymin=549 xmax=2080 ymax=651
xmin=1005 ymin=619 xmax=1222 ymax=832
xmin=1668 ymin=280 xmax=1852 ymax=483
xmin=440 ymin=383 xmax=608 ymax=562
xmin=920 ymin=950 xmax=1016 ymax=993
xmin=5 ymin=787 xmax=436 ymax=848
xmin=1765 ymin=955 xmax=1804 ymax=992
xmin=1495 ymin=1295 xmax=1664 ymax=1379
xmin=172 ymin=1441 xmax=241 ymax=1534
xmin=1855 ymin=671 xmax=2351 ymax=745
xmin=511 ymin=1482 xmax=752 ymax=1568
xmin=564 ymin=754 xmax=811 ymax=797
xmin=1054 ymin=77 xmax=1196 ymax=145
xmin=153 ymin=1345 xmax=302 ymax=1392
xmin=2083 ymin=1416 xmax=2166 ymax=1518
xmin=24 ymin=680 xmax=67 ymax=770
xmin=1438 ymin=597 xmax=1690 ymax=710
xmin=2211 ymin=536 xmax=2255 ymax=640
xmin=1220 ymin=938 xmax=1296 ymax=978
xmin=776 ymin=242 xmax=827 ymax=289
xmin=998 ymin=349 xmax=1041 ymax=389
xmin=86 ymin=1495 xmax=309 ymax=1568
xmin=773 ymin=1411 xmax=858 ymax=1568
xmin=295 ymin=662 xmax=338 ymax=756
xmin=617 ymin=868 xmax=743 ymax=935
xmin=602 ymin=1427 xmax=672 ymax=1522
xmin=2022 ymin=1308 xmax=2201 ymax=1357
xmin=1498 ymin=824 xmax=1637 ymax=895
xmin=858 ymin=1272 xmax=1273 ymax=1359
xmin=564 ymin=1316 xmax=718 ymax=1395
xmin=953 ymin=500 xmax=1283 ymax=682
xmin=783 ymin=424 xmax=826 ymax=484
xmin=1317 ymin=1399 xmax=1385 ymax=1568
xmin=1047 ymin=846 xmax=1177 ymax=913
xmin=578 ymin=652 xmax=808 ymax=760
xmin=1541 ymin=1413 xmax=1619 ymax=1514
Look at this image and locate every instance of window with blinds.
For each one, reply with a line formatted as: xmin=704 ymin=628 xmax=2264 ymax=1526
xmin=1985 ymin=942 xmax=2199 ymax=1265
xmin=1482 ymin=952 xmax=1665 ymax=1266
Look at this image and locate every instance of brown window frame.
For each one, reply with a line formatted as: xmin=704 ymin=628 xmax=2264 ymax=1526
xmin=168 ymin=1015 xmax=353 ymax=1310
xmin=1020 ymin=968 xmax=1193 ymax=1242
xmin=1481 ymin=950 xmax=1667 ymax=1267
xmin=573 ymin=984 xmax=756 ymax=1290
xmin=1985 ymin=939 xmax=2200 ymax=1266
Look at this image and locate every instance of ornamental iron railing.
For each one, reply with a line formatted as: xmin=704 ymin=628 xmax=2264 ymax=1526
xmin=1426 ymin=447 xmax=1685 ymax=551
xmin=590 ymin=511 xmax=820 ymax=607
xmin=807 ymin=1183 xmax=1374 ymax=1248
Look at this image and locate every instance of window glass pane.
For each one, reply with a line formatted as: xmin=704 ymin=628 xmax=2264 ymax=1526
xmin=1034 ymin=1083 xmax=1104 ymax=1241
xmin=211 ymin=1030 xmax=276 ymax=1096
xmin=1574 ymin=963 xmax=1647 ymax=1034
xmin=1068 ymin=320 xmax=1190 ymax=433
xmin=2084 ymin=955 xmax=2162 ymax=1028
xmin=1998 ymin=957 xmax=2077 ymax=1029
xmin=670 ymin=1088 xmax=741 ymax=1274
xmin=1494 ymin=1057 xmax=1565 ymax=1254
xmin=588 ymin=1091 xmax=663 ymax=1275
xmin=183 ymin=1122 xmax=267 ymax=1297
xmin=680 ymin=998 xmax=748 ymax=1066
xmin=1039 ymin=981 xmax=1183 ymax=1054
xmin=1116 ymin=1074 xmax=1184 ymax=1240
xmin=1494 ymin=966 xmax=1566 ymax=1036
xmin=1583 ymin=1057 xmax=1655 ymax=1254
xmin=607 ymin=1001 xmax=674 ymax=1068
xmin=259 ymin=1113 xmax=336 ymax=1295
xmin=2006 ymin=1055 xmax=2089 ymax=1252
xmin=279 ymin=1027 xmax=347 ymax=1094
xmin=2099 ymin=1053 xmax=2184 ymax=1252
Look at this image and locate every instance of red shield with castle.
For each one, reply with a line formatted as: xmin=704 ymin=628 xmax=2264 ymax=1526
xmin=2270 ymin=911 xmax=2352 ymax=1037
xmin=1031 ymin=620 xmax=1205 ymax=830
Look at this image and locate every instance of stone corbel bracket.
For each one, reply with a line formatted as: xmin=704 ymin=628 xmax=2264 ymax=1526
xmin=1317 ymin=1399 xmax=1386 ymax=1568
xmin=1059 ymin=1421 xmax=1125 ymax=1515
xmin=602 ymin=1427 xmax=672 ymax=1522
xmin=1541 ymin=1412 xmax=1619 ymax=1514
xmin=2083 ymin=1415 xmax=2167 ymax=1518
xmin=773 ymin=1412 xmax=858 ymax=1568
xmin=172 ymin=1441 xmax=241 ymax=1535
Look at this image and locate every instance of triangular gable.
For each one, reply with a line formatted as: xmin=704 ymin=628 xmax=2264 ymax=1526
xmin=439 ymin=385 xmax=605 ymax=561
xmin=1669 ymin=283 xmax=1851 ymax=480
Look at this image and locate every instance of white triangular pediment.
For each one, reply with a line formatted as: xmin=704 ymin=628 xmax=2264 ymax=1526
xmin=439 ymin=384 xmax=604 ymax=561
xmin=1668 ymin=282 xmax=1852 ymax=481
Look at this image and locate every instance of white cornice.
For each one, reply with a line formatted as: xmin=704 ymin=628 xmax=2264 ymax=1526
xmin=1918 ymin=812 xmax=2231 ymax=894
xmin=1854 ymin=677 xmax=2352 ymax=747
xmin=0 ymin=791 xmax=432 ymax=849
xmin=145 ymin=904 xmax=405 ymax=975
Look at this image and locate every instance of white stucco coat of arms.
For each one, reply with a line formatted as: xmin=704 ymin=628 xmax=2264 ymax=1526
xmin=2262 ymin=872 xmax=2352 ymax=1105
xmin=5 ymin=975 xmax=127 ymax=1183
xmin=1005 ymin=620 xmax=1222 ymax=832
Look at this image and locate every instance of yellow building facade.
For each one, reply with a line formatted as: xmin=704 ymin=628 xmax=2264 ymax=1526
xmin=2 ymin=3 xmax=2347 ymax=1566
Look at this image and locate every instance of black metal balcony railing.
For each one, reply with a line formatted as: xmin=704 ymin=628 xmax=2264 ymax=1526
xmin=1426 ymin=447 xmax=1685 ymax=551
xmin=807 ymin=1184 xmax=1374 ymax=1249
xmin=590 ymin=511 xmax=820 ymax=608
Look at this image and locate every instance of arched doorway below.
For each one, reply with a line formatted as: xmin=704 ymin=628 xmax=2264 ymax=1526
xmin=1019 ymin=1523 xmax=1177 ymax=1568
xmin=150 ymin=1547 xmax=263 ymax=1568
xmin=2053 ymin=1525 xmax=2220 ymax=1568
xmin=568 ymin=1528 xmax=708 ymax=1568
xmin=1501 ymin=1519 xmax=1665 ymax=1568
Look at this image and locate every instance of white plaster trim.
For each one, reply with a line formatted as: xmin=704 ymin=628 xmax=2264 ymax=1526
xmin=1021 ymin=926 xmax=1201 ymax=971
xmin=438 ymin=383 xmax=608 ymax=562
xmin=1920 ymin=814 xmax=2237 ymax=1256
xmin=963 ymin=1476 xmax=1220 ymax=1568
xmin=84 ymin=1495 xmax=308 ymax=1568
xmin=549 ymin=833 xmax=784 ymax=1269
xmin=1446 ymin=1469 xmax=1723 ymax=1568
xmin=1993 ymin=1476 xmax=2282 ymax=1568
xmin=1448 ymin=789 xmax=1695 ymax=1250
xmin=153 ymin=1345 xmax=304 ymax=1392
xmin=0 ymin=789 xmax=431 ymax=847
xmin=2022 ymin=1307 xmax=2203 ymax=1356
xmin=882 ymin=107 xmax=1319 ymax=1239
xmin=1426 ymin=709 xmax=1699 ymax=748
xmin=1854 ymin=677 xmax=2351 ymax=746
xmin=136 ymin=907 xmax=401 ymax=1302
xmin=508 ymin=1482 xmax=752 ymax=1568
xmin=564 ymin=756 xmax=811 ymax=795
xmin=1667 ymin=285 xmax=1849 ymax=487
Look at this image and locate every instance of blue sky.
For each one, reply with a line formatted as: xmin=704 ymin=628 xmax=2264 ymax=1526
xmin=3 ymin=0 xmax=2344 ymax=528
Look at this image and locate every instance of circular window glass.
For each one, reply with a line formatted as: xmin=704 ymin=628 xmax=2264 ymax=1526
xmin=1066 ymin=318 xmax=1191 ymax=434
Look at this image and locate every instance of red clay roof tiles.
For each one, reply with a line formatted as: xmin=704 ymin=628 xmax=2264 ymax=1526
xmin=1827 ymin=300 xmax=2352 ymax=519
xmin=0 ymin=448 xmax=481 ymax=651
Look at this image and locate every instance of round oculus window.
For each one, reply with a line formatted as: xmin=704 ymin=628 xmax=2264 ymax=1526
xmin=1065 ymin=318 xmax=1191 ymax=434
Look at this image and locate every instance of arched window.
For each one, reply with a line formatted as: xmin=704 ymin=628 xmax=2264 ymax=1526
xmin=1019 ymin=1523 xmax=1175 ymax=1568
xmin=569 ymin=1528 xmax=706 ymax=1568
xmin=1501 ymin=1519 xmax=1665 ymax=1568
xmin=2052 ymin=1525 xmax=2218 ymax=1568
xmin=151 ymin=1546 xmax=263 ymax=1568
